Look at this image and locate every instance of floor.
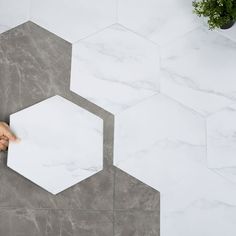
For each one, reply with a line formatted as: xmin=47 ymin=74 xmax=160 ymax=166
xmin=0 ymin=21 xmax=160 ymax=235
xmin=1 ymin=0 xmax=236 ymax=235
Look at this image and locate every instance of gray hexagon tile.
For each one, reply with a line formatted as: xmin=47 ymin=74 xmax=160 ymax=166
xmin=8 ymin=95 xmax=103 ymax=194
xmin=0 ymin=0 xmax=30 ymax=34
xmin=30 ymin=0 xmax=117 ymax=43
xmin=70 ymin=24 xmax=160 ymax=115
xmin=117 ymin=0 xmax=199 ymax=46
xmin=0 ymin=208 xmax=113 ymax=236
xmin=0 ymin=21 xmax=72 ymax=122
xmin=114 ymin=210 xmax=160 ymax=236
xmin=114 ymin=168 xmax=160 ymax=211
xmin=161 ymin=27 xmax=236 ymax=116
xmin=114 ymin=167 xmax=160 ymax=236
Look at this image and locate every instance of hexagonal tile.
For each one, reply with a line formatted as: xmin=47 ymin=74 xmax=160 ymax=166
xmin=114 ymin=94 xmax=236 ymax=235
xmin=30 ymin=0 xmax=117 ymax=42
xmin=207 ymin=104 xmax=236 ymax=169
xmin=70 ymin=24 xmax=160 ymax=115
xmin=161 ymin=166 xmax=236 ymax=236
xmin=206 ymin=104 xmax=236 ymax=185
xmin=114 ymin=93 xmax=206 ymax=192
xmin=8 ymin=95 xmax=103 ymax=194
xmin=117 ymin=0 xmax=199 ymax=46
xmin=0 ymin=21 xmax=72 ymax=121
xmin=216 ymin=25 xmax=236 ymax=44
xmin=0 ymin=0 xmax=30 ymax=34
xmin=161 ymin=27 xmax=236 ymax=116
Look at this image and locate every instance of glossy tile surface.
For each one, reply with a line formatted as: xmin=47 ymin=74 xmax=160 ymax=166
xmin=2 ymin=0 xmax=236 ymax=234
xmin=161 ymin=27 xmax=236 ymax=116
xmin=8 ymin=95 xmax=103 ymax=194
xmin=30 ymin=0 xmax=116 ymax=42
xmin=0 ymin=0 xmax=30 ymax=33
xmin=114 ymin=94 xmax=236 ymax=236
xmin=114 ymin=94 xmax=206 ymax=193
xmin=207 ymin=105 xmax=236 ymax=168
xmin=70 ymin=24 xmax=160 ymax=114
xmin=117 ymin=0 xmax=199 ymax=46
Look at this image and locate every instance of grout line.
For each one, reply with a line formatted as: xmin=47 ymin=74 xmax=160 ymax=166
xmin=72 ymin=23 xmax=117 ymax=45
xmin=111 ymin=208 xmax=161 ymax=213
xmin=116 ymin=23 xmax=161 ymax=47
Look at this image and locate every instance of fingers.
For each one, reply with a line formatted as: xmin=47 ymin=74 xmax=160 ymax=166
xmin=0 ymin=144 xmax=7 ymax=151
xmin=0 ymin=138 xmax=8 ymax=151
xmin=0 ymin=122 xmax=17 ymax=141
xmin=0 ymin=141 xmax=7 ymax=151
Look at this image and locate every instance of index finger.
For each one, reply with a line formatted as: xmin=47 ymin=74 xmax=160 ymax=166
xmin=1 ymin=123 xmax=17 ymax=141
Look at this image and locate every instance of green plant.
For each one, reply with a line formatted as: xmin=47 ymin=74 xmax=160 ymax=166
xmin=193 ymin=0 xmax=236 ymax=29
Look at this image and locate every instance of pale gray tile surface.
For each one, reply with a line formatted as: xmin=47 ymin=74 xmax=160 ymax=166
xmin=0 ymin=21 xmax=160 ymax=235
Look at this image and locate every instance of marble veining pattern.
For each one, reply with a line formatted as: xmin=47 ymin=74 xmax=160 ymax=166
xmin=1 ymin=0 xmax=236 ymax=235
xmin=161 ymin=27 xmax=236 ymax=116
xmin=8 ymin=95 xmax=103 ymax=194
xmin=117 ymin=0 xmax=200 ymax=46
xmin=114 ymin=94 xmax=236 ymax=236
xmin=0 ymin=0 xmax=30 ymax=34
xmin=30 ymin=0 xmax=117 ymax=43
xmin=207 ymin=104 xmax=236 ymax=168
xmin=0 ymin=21 xmax=160 ymax=235
xmin=114 ymin=94 xmax=206 ymax=193
xmin=70 ymin=24 xmax=160 ymax=114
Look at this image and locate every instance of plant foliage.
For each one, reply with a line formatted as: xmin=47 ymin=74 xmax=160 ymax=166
xmin=193 ymin=0 xmax=236 ymax=29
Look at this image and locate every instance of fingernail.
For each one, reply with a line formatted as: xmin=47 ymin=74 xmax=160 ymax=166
xmin=15 ymin=138 xmax=21 ymax=143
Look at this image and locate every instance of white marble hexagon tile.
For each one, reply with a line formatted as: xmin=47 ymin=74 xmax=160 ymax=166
xmin=8 ymin=96 xmax=103 ymax=194
xmin=70 ymin=23 xmax=160 ymax=115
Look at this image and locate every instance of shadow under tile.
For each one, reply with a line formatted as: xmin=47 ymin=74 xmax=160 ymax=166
xmin=0 ymin=208 xmax=113 ymax=236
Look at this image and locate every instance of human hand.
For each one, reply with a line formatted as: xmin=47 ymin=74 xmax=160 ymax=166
xmin=0 ymin=122 xmax=18 ymax=151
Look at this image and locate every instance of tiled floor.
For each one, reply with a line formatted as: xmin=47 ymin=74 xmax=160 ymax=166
xmin=1 ymin=0 xmax=236 ymax=235
xmin=0 ymin=21 xmax=160 ymax=235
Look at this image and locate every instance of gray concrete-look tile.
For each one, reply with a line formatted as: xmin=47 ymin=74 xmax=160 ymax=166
xmin=0 ymin=159 xmax=114 ymax=210
xmin=0 ymin=208 xmax=113 ymax=236
xmin=114 ymin=168 xmax=160 ymax=211
xmin=114 ymin=210 xmax=160 ymax=236
xmin=0 ymin=21 xmax=114 ymax=211
xmin=0 ymin=21 xmax=71 ymax=122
